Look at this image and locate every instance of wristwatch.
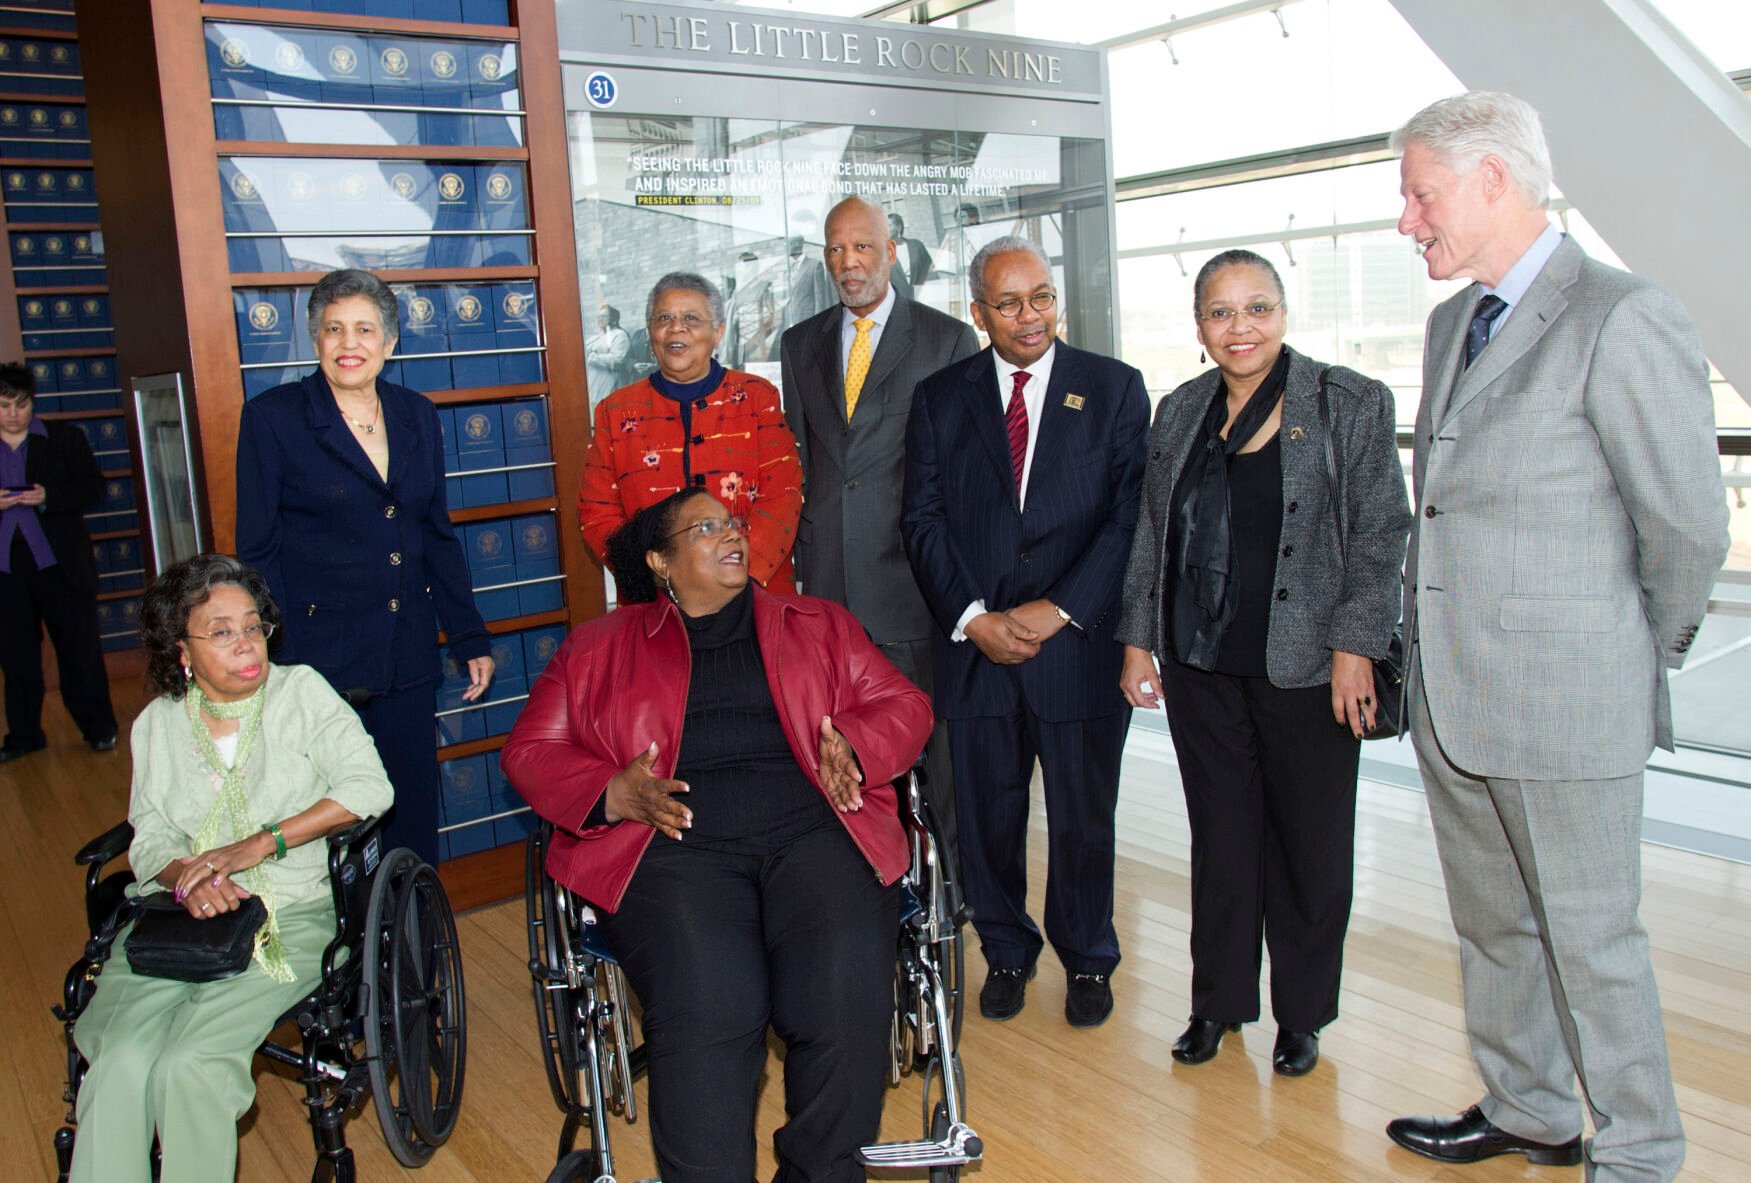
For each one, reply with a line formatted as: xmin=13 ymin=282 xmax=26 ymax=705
xmin=1053 ymin=604 xmax=1074 ymax=627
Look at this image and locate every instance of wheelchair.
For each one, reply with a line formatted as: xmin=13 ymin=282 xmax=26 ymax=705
xmin=51 ymin=815 xmax=467 ymax=1182
xmin=522 ymin=769 xmax=980 ymax=1183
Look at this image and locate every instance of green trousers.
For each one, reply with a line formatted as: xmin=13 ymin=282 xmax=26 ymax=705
xmin=69 ymin=896 xmax=335 ymax=1183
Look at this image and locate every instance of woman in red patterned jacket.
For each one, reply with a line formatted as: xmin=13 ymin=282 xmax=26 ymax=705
xmin=579 ymin=271 xmax=802 ymax=592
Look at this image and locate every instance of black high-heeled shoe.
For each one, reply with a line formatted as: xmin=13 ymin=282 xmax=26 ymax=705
xmin=1171 ymin=1016 xmax=1240 ymax=1064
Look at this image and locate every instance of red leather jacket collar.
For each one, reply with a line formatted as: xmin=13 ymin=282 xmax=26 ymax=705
xmin=501 ymin=587 xmax=932 ymax=912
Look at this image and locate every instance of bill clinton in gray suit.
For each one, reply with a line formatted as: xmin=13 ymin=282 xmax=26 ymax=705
xmin=1384 ymin=93 xmax=1729 ymax=1182
xmin=782 ymin=195 xmax=979 ymax=848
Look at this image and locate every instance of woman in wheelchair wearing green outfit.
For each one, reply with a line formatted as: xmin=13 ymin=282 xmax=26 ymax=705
xmin=504 ymin=488 xmax=934 ymax=1183
xmin=69 ymin=553 xmax=393 ymax=1183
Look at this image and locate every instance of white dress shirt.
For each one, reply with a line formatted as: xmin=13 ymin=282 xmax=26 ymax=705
xmin=1481 ymin=222 xmax=1564 ymax=342
xmin=838 ymin=282 xmax=897 ymax=374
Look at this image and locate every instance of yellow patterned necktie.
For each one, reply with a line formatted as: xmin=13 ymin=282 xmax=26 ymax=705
xmin=844 ymin=317 xmax=875 ymax=420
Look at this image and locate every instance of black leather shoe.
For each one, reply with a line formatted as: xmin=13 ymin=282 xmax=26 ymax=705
xmin=0 ymin=738 xmax=46 ymax=763
xmin=87 ymin=734 xmax=117 ymax=752
xmin=979 ymin=964 xmax=1036 ymax=1021
xmin=1065 ymin=972 xmax=1113 ymax=1028
xmin=1171 ymin=1016 xmax=1241 ymax=1064
xmin=1386 ymin=1105 xmax=1583 ymax=1166
xmin=1272 ymin=1029 xmax=1319 ymax=1076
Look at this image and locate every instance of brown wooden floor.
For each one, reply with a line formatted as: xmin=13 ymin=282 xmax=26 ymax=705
xmin=4 ymin=683 xmax=1748 ymax=1181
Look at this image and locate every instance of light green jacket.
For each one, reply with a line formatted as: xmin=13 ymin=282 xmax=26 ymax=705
xmin=126 ymin=664 xmax=394 ymax=906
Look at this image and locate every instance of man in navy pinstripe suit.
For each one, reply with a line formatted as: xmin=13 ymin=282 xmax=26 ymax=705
xmin=901 ymin=236 xmax=1149 ymax=1028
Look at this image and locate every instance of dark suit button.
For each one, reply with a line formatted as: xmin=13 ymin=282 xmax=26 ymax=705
xmin=1151 ymin=449 xmax=1161 ymax=459
xmin=389 ymin=552 xmax=402 ymax=566
xmin=384 ymin=505 xmax=397 ymax=519
xmin=1286 ymin=501 xmax=1297 ymax=513
xmin=1020 ymin=552 xmax=1030 ymax=563
xmin=1281 ymin=545 xmax=1293 ymax=557
xmin=1427 ymin=433 xmax=1435 ymax=443
xmin=388 ymin=598 xmax=400 ymax=612
xmin=845 ymin=479 xmax=858 ymax=489
xmin=1276 ymin=588 xmax=1288 ymax=601
xmin=1425 ymin=505 xmax=1438 ymax=518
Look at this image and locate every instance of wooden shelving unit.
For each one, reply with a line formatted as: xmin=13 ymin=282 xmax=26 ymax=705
xmin=79 ymin=0 xmax=600 ymax=901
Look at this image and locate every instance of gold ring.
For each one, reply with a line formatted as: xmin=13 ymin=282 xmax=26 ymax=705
xmin=206 ymin=860 xmax=215 ymax=871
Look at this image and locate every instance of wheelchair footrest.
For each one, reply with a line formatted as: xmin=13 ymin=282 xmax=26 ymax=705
xmin=855 ymin=1124 xmax=982 ymax=1168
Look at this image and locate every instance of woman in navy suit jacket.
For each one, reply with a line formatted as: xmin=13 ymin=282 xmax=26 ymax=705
xmin=236 ymin=269 xmax=493 ymax=864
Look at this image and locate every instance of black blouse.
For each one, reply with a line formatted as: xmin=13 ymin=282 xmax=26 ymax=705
xmin=670 ymin=582 xmax=832 ymax=851
xmin=1212 ymin=433 xmax=1283 ymax=676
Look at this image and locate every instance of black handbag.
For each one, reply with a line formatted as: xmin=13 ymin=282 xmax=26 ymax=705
xmin=123 ymin=892 xmax=268 ymax=982
xmin=1316 ymin=370 xmax=1405 ymax=740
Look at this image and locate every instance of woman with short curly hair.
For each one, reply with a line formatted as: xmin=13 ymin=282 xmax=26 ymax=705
xmin=69 ymin=553 xmax=392 ymax=1183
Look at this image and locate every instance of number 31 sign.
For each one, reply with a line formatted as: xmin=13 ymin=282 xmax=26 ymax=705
xmin=585 ymin=71 xmax=618 ymax=110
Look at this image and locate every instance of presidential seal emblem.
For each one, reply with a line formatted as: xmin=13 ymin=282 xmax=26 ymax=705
xmin=250 ymin=302 xmax=278 ymax=331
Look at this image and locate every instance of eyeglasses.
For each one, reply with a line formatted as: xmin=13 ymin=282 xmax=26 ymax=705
xmin=1197 ymin=301 xmax=1281 ymax=324
xmin=667 ymin=515 xmax=747 ymax=541
xmin=975 ymin=291 xmax=1057 ymax=319
xmin=187 ymin=622 xmax=275 ymax=646
xmin=651 ymin=312 xmax=711 ymax=332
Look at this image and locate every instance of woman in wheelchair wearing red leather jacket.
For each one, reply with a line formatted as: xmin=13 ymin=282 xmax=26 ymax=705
xmin=69 ymin=554 xmax=393 ymax=1183
xmin=503 ymin=487 xmax=932 ymax=1183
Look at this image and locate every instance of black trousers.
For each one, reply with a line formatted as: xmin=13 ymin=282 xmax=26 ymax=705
xmin=597 ymin=823 xmax=899 ymax=1183
xmin=0 ymin=546 xmax=115 ymax=746
xmin=949 ymin=708 xmax=1129 ymax=976
xmin=878 ymin=637 xmax=956 ymax=866
xmin=1158 ymin=659 xmax=1360 ymax=1031
xmin=352 ymin=681 xmax=441 ymax=867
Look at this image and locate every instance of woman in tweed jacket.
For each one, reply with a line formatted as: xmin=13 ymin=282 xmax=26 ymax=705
xmin=1115 ymin=249 xmax=1410 ymax=1076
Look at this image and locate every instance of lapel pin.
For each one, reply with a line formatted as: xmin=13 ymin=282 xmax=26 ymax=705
xmin=1287 ymin=425 xmax=1305 ymax=441
xmin=1064 ymin=393 xmax=1085 ymax=410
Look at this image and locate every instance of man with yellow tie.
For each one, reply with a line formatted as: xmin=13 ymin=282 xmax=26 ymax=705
xmin=782 ymin=195 xmax=978 ymax=853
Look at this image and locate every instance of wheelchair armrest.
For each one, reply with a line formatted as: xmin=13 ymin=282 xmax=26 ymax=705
xmin=75 ymin=820 xmax=135 ymax=867
xmin=327 ymin=816 xmax=377 ymax=855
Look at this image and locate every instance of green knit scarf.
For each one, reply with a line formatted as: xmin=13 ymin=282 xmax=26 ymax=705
xmin=186 ymin=675 xmax=291 ymax=983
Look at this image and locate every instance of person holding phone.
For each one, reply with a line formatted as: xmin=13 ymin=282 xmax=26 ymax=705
xmin=0 ymin=361 xmax=117 ymax=762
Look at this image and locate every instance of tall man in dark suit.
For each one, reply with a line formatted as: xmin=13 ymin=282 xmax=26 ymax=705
xmin=902 ymin=236 xmax=1149 ymax=1028
xmin=782 ymin=195 xmax=978 ymax=853
xmin=1385 ymin=93 xmax=1728 ymax=1181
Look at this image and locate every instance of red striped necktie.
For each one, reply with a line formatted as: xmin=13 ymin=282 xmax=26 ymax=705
xmin=1006 ymin=370 xmax=1031 ymax=492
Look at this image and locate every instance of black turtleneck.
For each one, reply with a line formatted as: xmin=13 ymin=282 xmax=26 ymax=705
xmin=670 ymin=583 xmax=833 ymax=851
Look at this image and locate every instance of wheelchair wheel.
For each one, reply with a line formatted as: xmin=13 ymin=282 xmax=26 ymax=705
xmin=364 ymin=848 xmax=468 ymax=1166
xmin=929 ymin=1100 xmax=958 ymax=1183
xmin=526 ymin=827 xmax=584 ymax=1116
xmin=922 ymin=1053 xmax=968 ymax=1183
xmin=544 ymin=1148 xmax=606 ymax=1183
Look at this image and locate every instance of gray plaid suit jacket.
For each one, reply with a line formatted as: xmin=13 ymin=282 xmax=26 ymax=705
xmin=1405 ymin=236 xmax=1728 ymax=780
